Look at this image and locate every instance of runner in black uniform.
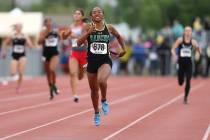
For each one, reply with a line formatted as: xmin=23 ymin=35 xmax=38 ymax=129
xmin=171 ymin=26 xmax=201 ymax=104
xmin=2 ymin=23 xmax=32 ymax=92
xmin=77 ymin=6 xmax=126 ymax=126
xmin=38 ymin=18 xmax=60 ymax=100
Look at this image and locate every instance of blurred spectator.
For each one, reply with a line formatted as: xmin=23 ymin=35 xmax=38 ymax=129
xmin=193 ymin=51 xmax=202 ymax=78
xmin=119 ymin=39 xmax=132 ymax=75
xmin=160 ymin=24 xmax=173 ymax=45
xmin=59 ymin=26 xmax=71 ymax=73
xmin=157 ymin=35 xmax=171 ymax=76
xmin=148 ymin=46 xmax=159 ymax=75
xmin=172 ymin=20 xmax=184 ymax=40
xmin=132 ymin=36 xmax=146 ymax=75
xmin=193 ymin=17 xmax=202 ymax=31
xmin=193 ymin=17 xmax=206 ymax=49
xmin=204 ymin=44 xmax=210 ymax=77
xmin=60 ymin=39 xmax=70 ymax=73
xmin=192 ymin=17 xmax=206 ymax=77
xmin=204 ymin=16 xmax=210 ymax=45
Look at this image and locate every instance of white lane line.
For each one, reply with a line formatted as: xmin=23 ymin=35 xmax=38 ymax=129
xmin=103 ymin=83 xmax=204 ymax=140
xmin=0 ymin=85 xmax=47 ymax=95
xmin=0 ymin=76 xmax=123 ymax=94
xmin=0 ymin=83 xmax=173 ymax=140
xmin=0 ymin=77 xmax=138 ymax=102
xmin=0 ymin=85 xmax=89 ymax=102
xmin=0 ymin=92 xmax=48 ymax=102
xmin=0 ymin=77 xmax=43 ymax=93
xmin=0 ymin=95 xmax=88 ymax=116
xmin=0 ymin=77 xmax=88 ymax=94
xmin=202 ymin=124 xmax=210 ymax=140
xmin=0 ymin=81 xmax=145 ymax=116
xmin=0 ymin=108 xmax=94 ymax=140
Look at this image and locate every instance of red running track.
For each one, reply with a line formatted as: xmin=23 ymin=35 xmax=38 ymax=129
xmin=0 ymin=76 xmax=209 ymax=140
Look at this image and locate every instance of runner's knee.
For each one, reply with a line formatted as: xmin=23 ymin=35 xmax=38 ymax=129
xmin=98 ymin=78 xmax=106 ymax=86
xmin=70 ymin=71 xmax=77 ymax=77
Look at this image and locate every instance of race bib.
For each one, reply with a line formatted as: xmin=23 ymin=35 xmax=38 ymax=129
xmin=72 ymin=39 xmax=78 ymax=48
xmin=45 ymin=38 xmax=58 ymax=47
xmin=180 ymin=48 xmax=191 ymax=57
xmin=90 ymin=42 xmax=107 ymax=54
xmin=13 ymin=45 xmax=24 ymax=53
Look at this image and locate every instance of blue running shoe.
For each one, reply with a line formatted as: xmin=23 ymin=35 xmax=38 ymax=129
xmin=94 ymin=113 xmax=101 ymax=126
xmin=102 ymin=101 xmax=109 ymax=115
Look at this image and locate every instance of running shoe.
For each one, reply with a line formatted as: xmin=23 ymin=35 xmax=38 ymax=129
xmin=52 ymin=84 xmax=60 ymax=95
xmin=183 ymin=97 xmax=188 ymax=104
xmin=94 ymin=112 xmax=101 ymax=126
xmin=49 ymin=87 xmax=54 ymax=100
xmin=73 ymin=95 xmax=79 ymax=103
xmin=102 ymin=101 xmax=109 ymax=115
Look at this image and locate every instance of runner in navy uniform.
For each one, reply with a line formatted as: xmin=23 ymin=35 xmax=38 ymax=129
xmin=38 ymin=18 xmax=60 ymax=100
xmin=77 ymin=7 xmax=126 ymax=126
xmin=171 ymin=26 xmax=201 ymax=104
xmin=2 ymin=23 xmax=32 ymax=92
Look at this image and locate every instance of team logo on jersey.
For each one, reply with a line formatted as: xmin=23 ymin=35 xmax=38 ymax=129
xmin=89 ymin=35 xmax=110 ymax=42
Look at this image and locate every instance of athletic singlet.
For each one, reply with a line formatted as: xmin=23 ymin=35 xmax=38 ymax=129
xmin=178 ymin=37 xmax=193 ymax=61
xmin=70 ymin=23 xmax=86 ymax=51
xmin=87 ymin=24 xmax=110 ymax=60
xmin=43 ymin=30 xmax=59 ymax=50
xmin=12 ymin=36 xmax=26 ymax=55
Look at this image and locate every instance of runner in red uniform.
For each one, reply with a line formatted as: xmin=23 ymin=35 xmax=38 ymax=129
xmin=62 ymin=9 xmax=87 ymax=102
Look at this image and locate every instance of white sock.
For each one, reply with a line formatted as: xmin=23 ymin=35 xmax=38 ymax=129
xmin=73 ymin=95 xmax=79 ymax=99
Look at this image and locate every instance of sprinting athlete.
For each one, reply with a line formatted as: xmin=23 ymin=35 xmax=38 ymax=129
xmin=171 ymin=26 xmax=201 ymax=104
xmin=2 ymin=23 xmax=32 ymax=92
xmin=38 ymin=18 xmax=60 ymax=100
xmin=62 ymin=9 xmax=87 ymax=103
xmin=77 ymin=6 xmax=126 ymax=126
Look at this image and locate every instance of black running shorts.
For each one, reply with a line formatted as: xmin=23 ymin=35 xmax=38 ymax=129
xmin=43 ymin=50 xmax=59 ymax=62
xmin=87 ymin=57 xmax=112 ymax=73
xmin=12 ymin=53 xmax=25 ymax=60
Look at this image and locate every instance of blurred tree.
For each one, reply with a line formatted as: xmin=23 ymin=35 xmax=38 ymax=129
xmin=115 ymin=0 xmax=141 ymax=27
xmin=138 ymin=2 xmax=162 ymax=30
xmin=0 ymin=0 xmax=14 ymax=10
xmin=30 ymin=0 xmax=97 ymax=14
xmin=1 ymin=0 xmax=210 ymax=30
